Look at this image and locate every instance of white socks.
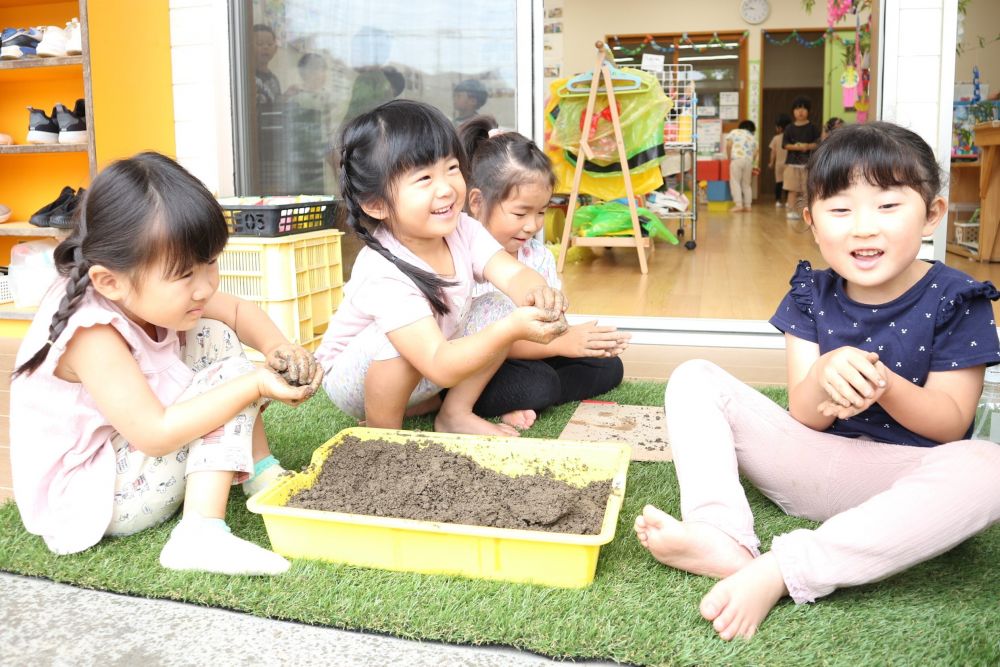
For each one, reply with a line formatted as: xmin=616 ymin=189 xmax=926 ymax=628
xmin=159 ymin=514 xmax=289 ymax=576
xmin=242 ymin=455 xmax=287 ymax=497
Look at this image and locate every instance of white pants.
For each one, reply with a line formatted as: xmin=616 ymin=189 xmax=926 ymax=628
xmin=105 ymin=319 xmax=261 ymax=537
xmin=729 ymin=158 xmax=753 ymax=207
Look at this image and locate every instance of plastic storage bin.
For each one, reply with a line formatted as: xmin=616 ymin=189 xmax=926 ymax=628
xmin=706 ymin=180 xmax=732 ymax=202
xmin=219 ymin=197 xmax=337 ymax=237
xmin=219 ymin=229 xmax=344 ymax=354
xmin=247 ymin=427 xmax=631 ymax=588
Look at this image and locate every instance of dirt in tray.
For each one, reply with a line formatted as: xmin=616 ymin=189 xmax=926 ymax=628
xmin=287 ymin=435 xmax=612 ymax=535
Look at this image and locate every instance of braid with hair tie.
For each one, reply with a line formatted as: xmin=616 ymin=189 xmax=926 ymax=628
xmin=340 ymin=174 xmax=456 ymax=315
xmin=12 ymin=246 xmax=93 ymax=378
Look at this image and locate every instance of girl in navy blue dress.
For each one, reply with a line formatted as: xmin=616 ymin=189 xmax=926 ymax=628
xmin=634 ymin=122 xmax=1000 ymax=640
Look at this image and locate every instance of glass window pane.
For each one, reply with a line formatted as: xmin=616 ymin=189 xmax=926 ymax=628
xmin=245 ymin=0 xmax=518 ymax=196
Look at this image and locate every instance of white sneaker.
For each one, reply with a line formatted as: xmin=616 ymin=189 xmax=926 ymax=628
xmin=159 ymin=515 xmax=290 ymax=576
xmin=36 ymin=25 xmax=67 ymax=57
xmin=786 ymin=211 xmax=802 ymax=220
xmin=64 ymin=18 xmax=81 ymax=56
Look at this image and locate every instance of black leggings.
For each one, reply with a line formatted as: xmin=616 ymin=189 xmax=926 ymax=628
xmin=471 ymin=356 xmax=624 ymax=418
xmin=774 ymin=180 xmax=784 ymax=201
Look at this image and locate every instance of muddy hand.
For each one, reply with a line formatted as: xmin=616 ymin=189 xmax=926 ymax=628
xmin=255 ymin=365 xmax=316 ymax=406
xmin=523 ymin=286 xmax=569 ymax=321
xmin=267 ymin=343 xmax=319 ymax=388
xmin=512 ymin=305 xmax=569 ymax=344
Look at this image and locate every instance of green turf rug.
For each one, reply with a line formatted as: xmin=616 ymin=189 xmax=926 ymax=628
xmin=2 ymin=382 xmax=997 ymax=666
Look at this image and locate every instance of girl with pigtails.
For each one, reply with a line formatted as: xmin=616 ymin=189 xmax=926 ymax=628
xmin=314 ymin=100 xmax=569 ymax=435
xmin=11 ymin=152 xmax=323 ymax=576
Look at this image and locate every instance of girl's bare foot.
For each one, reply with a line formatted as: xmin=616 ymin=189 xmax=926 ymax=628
xmin=435 ymin=410 xmax=519 ymax=437
xmin=633 ymin=504 xmax=753 ymax=578
xmin=699 ymin=551 xmax=787 ymax=641
xmin=501 ymin=409 xmax=537 ymax=430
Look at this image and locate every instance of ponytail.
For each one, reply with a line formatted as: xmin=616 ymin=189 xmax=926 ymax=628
xmin=13 ymin=238 xmax=92 ymax=378
xmin=456 ymin=114 xmax=555 ymax=222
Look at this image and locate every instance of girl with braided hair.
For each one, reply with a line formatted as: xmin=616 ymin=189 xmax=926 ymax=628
xmin=314 ymin=100 xmax=569 ymax=435
xmin=10 ymin=152 xmax=323 ymax=576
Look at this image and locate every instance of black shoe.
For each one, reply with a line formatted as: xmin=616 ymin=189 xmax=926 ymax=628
xmin=54 ymin=101 xmax=87 ymax=144
xmin=48 ymin=187 xmax=85 ymax=229
xmin=29 ymin=185 xmax=75 ymax=227
xmin=26 ymin=106 xmax=59 ymax=144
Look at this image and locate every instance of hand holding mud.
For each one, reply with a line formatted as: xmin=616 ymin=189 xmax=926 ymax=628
xmin=261 ymin=343 xmax=324 ymax=405
xmin=522 ymin=285 xmax=568 ymax=320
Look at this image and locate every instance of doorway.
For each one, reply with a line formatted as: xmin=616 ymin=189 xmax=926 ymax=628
xmin=760 ymin=87 xmax=823 ymax=203
xmin=760 ymin=31 xmax=825 ymax=204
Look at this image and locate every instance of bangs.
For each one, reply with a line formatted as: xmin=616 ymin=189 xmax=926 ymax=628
xmin=807 ymin=123 xmax=940 ymax=204
xmin=140 ymin=181 xmax=229 ymax=280
xmin=376 ymin=102 xmax=466 ymax=180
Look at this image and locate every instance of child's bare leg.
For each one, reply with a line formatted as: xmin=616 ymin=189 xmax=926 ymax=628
xmin=405 ymin=393 xmax=442 ymax=417
xmin=700 ymin=552 xmax=787 ymax=641
xmin=364 ymin=356 xmax=424 ymax=429
xmin=183 ymin=469 xmax=235 ymax=519
xmin=634 ymin=504 xmax=753 ymax=578
xmin=436 ymin=356 xmax=519 ymax=436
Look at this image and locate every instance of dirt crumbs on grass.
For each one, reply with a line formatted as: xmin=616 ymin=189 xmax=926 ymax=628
xmin=288 ymin=436 xmax=611 ymax=535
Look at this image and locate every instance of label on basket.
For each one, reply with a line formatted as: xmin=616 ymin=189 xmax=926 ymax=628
xmin=234 ymin=210 xmax=270 ymax=235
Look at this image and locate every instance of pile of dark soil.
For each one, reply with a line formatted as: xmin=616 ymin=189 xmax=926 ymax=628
xmin=288 ymin=435 xmax=612 ymax=535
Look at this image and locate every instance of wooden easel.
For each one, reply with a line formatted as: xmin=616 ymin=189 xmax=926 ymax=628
xmin=557 ymin=41 xmax=651 ymax=274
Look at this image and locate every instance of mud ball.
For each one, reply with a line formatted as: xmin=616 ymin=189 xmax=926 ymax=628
xmin=279 ymin=369 xmax=308 ymax=387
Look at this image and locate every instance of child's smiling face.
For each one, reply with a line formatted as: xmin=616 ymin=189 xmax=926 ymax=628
xmin=478 ymin=180 xmax=552 ymax=255
xmin=377 ymin=156 xmax=466 ymax=246
xmin=805 ymin=179 xmax=945 ymax=304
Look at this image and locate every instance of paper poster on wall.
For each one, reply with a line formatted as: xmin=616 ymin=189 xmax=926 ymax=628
xmin=697 ymin=118 xmax=723 ymax=156
xmin=748 ymin=61 xmax=760 ymax=129
xmin=640 ymin=53 xmax=665 ymax=72
xmin=697 ymin=105 xmax=717 ymax=117
xmin=543 ymin=33 xmax=563 ymax=62
xmin=719 ymin=91 xmax=739 ymax=106
xmin=720 ymin=105 xmax=739 ymax=120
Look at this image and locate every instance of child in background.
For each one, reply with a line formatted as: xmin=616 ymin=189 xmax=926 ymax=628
xmin=10 ymin=152 xmax=322 ymax=576
xmin=725 ymin=120 xmax=758 ymax=213
xmin=781 ymin=96 xmax=820 ymax=221
xmin=453 ymin=79 xmax=488 ymax=125
xmin=455 ymin=116 xmax=630 ymax=429
xmin=768 ymin=114 xmax=790 ymax=207
xmin=822 ymin=116 xmax=845 ymax=141
xmin=634 ymin=122 xmax=1000 ymax=640
xmin=314 ymin=100 xmax=568 ymax=436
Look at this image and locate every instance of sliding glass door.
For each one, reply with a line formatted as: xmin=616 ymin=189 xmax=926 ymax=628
xmin=231 ymin=0 xmax=536 ymax=196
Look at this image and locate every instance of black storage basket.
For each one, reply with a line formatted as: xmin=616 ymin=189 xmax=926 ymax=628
xmin=220 ymin=197 xmax=337 ymax=237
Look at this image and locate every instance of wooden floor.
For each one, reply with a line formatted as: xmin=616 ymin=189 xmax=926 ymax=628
xmin=559 ymin=201 xmax=1000 ymax=322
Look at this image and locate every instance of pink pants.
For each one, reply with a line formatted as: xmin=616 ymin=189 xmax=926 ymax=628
xmin=666 ymin=359 xmax=1000 ymax=603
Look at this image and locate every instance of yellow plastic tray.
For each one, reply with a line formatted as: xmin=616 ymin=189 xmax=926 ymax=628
xmin=247 ymin=427 xmax=631 ymax=588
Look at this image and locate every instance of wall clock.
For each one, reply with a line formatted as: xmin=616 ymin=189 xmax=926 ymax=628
xmin=740 ymin=0 xmax=770 ymax=25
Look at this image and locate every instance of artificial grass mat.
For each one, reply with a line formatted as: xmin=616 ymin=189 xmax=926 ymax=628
xmin=1 ymin=381 xmax=998 ymax=666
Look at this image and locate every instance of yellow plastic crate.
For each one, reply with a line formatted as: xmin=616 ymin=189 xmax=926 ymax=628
xmin=219 ymin=229 xmax=343 ymax=302
xmin=218 ymin=229 xmax=344 ymax=354
xmin=247 ymin=427 xmax=631 ymax=588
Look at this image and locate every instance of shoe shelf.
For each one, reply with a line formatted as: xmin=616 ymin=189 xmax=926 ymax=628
xmin=0 ymin=221 xmax=68 ymax=237
xmin=0 ymin=143 xmax=86 ymax=154
xmin=0 ymin=55 xmax=82 ymax=71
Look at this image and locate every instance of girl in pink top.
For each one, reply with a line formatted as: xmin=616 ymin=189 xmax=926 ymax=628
xmin=315 ymin=100 xmax=568 ymax=435
xmin=11 ymin=152 xmax=322 ymax=576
